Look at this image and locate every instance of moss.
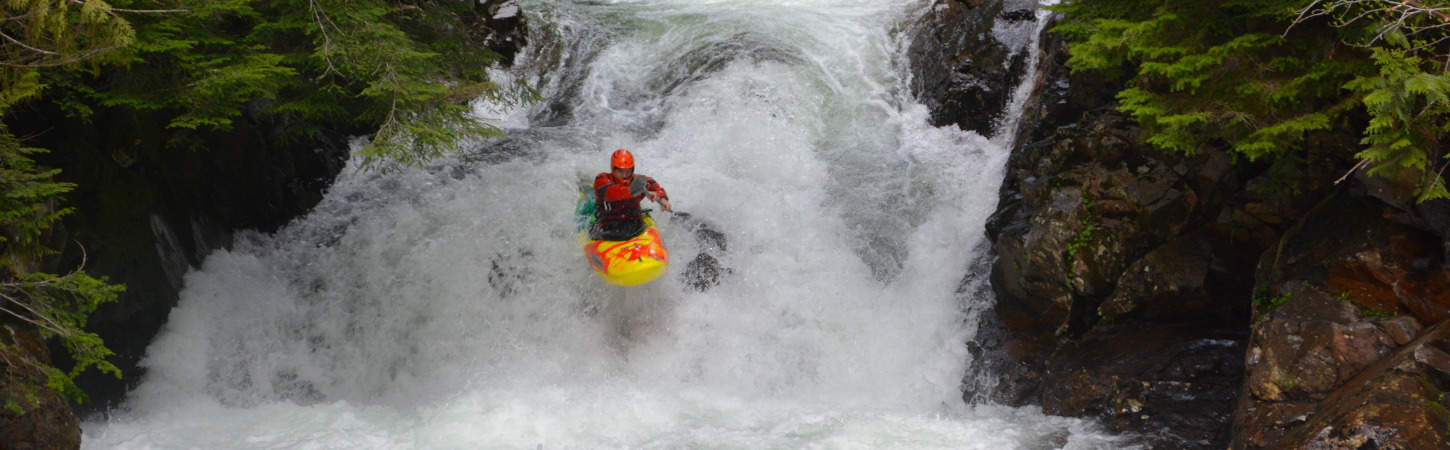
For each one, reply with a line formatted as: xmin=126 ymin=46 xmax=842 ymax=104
xmin=1271 ymin=367 xmax=1299 ymax=393
xmin=1066 ymin=194 xmax=1100 ymax=260
xmin=1416 ymin=375 xmax=1450 ymax=438
xmin=1253 ymin=291 xmax=1292 ymax=312
xmin=1362 ymin=309 xmax=1395 ymax=318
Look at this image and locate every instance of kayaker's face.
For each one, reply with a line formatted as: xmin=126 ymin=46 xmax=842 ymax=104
xmin=612 ymin=167 xmax=633 ymax=181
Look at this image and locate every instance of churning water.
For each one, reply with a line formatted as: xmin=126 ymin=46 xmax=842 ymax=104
xmin=82 ymin=0 xmax=1132 ymax=448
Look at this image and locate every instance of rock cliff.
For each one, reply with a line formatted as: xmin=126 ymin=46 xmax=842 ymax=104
xmin=910 ymin=1 xmax=1450 ymax=448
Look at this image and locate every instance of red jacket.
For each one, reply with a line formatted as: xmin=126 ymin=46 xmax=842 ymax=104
xmin=593 ymin=172 xmax=666 ymax=224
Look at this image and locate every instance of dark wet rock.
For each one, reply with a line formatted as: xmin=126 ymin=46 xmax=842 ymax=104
xmin=489 ymin=250 xmax=536 ymax=298
xmin=908 ymin=0 xmax=1036 ymax=137
xmin=923 ymin=1 xmax=1450 ymax=447
xmin=956 ymin=16 xmax=1265 ymax=445
xmin=474 ymin=0 xmax=529 ymax=66
xmin=671 ymin=212 xmax=731 ymax=291
xmin=682 ymin=253 xmax=725 ymax=292
xmin=1 ymin=326 xmax=80 ymax=450
xmin=966 ymin=102 xmax=1261 ymax=450
xmin=987 ymin=109 xmax=1228 ymax=336
xmin=1035 ymin=324 xmax=1245 ymax=446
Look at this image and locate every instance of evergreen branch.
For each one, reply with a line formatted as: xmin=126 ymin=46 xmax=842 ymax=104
xmin=63 ymin=0 xmax=189 ymax=14
xmin=1294 ymin=0 xmax=1450 ymax=41
xmin=0 ymin=46 xmax=124 ymax=68
xmin=1398 ymin=0 xmax=1450 ymax=22
xmin=0 ymin=290 xmax=70 ymax=338
xmin=0 ymin=29 xmax=60 ymax=56
xmin=309 ymin=0 xmax=342 ymax=78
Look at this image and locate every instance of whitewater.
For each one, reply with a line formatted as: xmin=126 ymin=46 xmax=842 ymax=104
xmin=82 ymin=0 xmax=1133 ymax=448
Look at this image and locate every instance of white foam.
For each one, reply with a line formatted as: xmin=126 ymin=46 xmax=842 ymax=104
xmin=82 ymin=1 xmax=1131 ymax=448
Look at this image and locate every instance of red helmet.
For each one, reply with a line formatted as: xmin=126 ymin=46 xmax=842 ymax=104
xmin=611 ymin=149 xmax=635 ymax=169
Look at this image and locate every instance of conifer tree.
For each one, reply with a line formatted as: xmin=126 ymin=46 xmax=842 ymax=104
xmin=1054 ymin=0 xmax=1450 ymax=201
xmin=1 ymin=0 xmax=132 ymax=408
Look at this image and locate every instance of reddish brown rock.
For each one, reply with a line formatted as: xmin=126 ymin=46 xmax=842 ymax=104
xmin=1232 ymin=192 xmax=1450 ymax=449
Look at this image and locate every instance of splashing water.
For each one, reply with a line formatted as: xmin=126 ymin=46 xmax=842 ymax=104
xmin=83 ymin=0 xmax=1133 ymax=448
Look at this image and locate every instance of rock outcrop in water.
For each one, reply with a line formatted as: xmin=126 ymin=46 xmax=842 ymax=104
xmin=911 ymin=1 xmax=1450 ymax=448
xmin=908 ymin=0 xmax=1040 ymax=138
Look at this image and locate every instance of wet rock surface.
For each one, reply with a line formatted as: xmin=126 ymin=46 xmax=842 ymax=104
xmin=912 ymin=1 xmax=1450 ymax=447
xmin=908 ymin=0 xmax=1040 ymax=138
xmin=672 ymin=212 xmax=731 ymax=291
xmin=976 ymin=107 xmax=1258 ymax=448
xmin=474 ymin=0 xmax=529 ymax=66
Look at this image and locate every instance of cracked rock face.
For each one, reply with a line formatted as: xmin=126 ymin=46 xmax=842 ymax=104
xmin=911 ymin=1 xmax=1450 ymax=449
xmin=1232 ymin=194 xmax=1450 ymax=449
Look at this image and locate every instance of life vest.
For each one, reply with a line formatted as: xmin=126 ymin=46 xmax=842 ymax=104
xmin=593 ymin=173 xmax=666 ymax=225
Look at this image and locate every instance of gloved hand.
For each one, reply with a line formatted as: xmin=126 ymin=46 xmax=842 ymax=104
xmin=647 ymin=192 xmax=671 ymax=211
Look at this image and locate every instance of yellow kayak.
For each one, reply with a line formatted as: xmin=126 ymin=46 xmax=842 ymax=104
xmin=576 ymin=191 xmax=669 ymax=286
xmin=580 ymin=216 xmax=669 ymax=286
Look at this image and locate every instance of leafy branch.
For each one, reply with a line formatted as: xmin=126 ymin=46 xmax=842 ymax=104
xmin=1294 ymin=0 xmax=1450 ymax=201
xmin=1055 ymin=0 xmax=1450 ymax=202
xmin=0 ymin=257 xmax=123 ymax=403
xmin=0 ymin=123 xmax=123 ymax=404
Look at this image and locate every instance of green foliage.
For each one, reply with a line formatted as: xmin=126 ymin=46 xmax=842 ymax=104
xmin=0 ymin=125 xmax=124 ymax=405
xmin=1344 ymin=48 xmax=1450 ymax=201
xmin=0 ymin=0 xmax=134 ymax=409
xmin=1252 ymin=291 xmax=1291 ymax=311
xmin=0 ymin=128 xmax=72 ymax=262
xmin=41 ymin=0 xmax=510 ymax=167
xmin=1066 ymin=194 xmax=1098 ymax=260
xmin=1054 ymin=0 xmax=1450 ymax=202
xmin=1361 ymin=308 xmax=1395 ymax=318
xmin=0 ymin=0 xmax=137 ymax=69
xmin=1066 ymin=223 xmax=1098 ymax=260
xmin=0 ymin=0 xmax=138 ymax=128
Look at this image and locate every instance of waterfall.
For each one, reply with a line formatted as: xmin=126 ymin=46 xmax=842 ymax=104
xmin=83 ymin=1 xmax=1132 ymax=448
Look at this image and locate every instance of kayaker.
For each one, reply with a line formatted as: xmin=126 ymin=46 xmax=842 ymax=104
xmin=592 ymin=149 xmax=671 ymax=240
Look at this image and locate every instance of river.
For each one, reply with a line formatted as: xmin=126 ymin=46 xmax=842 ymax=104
xmin=82 ymin=0 xmax=1133 ymax=448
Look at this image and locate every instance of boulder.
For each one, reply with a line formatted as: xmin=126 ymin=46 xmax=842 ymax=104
xmin=989 ymin=109 xmax=1218 ymax=335
xmin=474 ymin=0 xmax=529 ymax=66
xmin=975 ymin=106 xmax=1257 ymax=450
xmin=1036 ymin=323 xmax=1246 ymax=446
xmin=672 ymin=212 xmax=731 ymax=292
xmin=908 ymin=0 xmax=1039 ymax=137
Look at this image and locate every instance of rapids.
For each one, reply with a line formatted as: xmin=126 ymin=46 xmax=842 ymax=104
xmin=82 ymin=0 xmax=1135 ymax=448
